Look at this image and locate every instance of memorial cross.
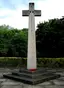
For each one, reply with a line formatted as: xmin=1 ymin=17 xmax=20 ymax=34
xmin=22 ymin=3 xmax=41 ymax=70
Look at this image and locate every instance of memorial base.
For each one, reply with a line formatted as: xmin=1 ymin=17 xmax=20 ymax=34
xmin=3 ymin=68 xmax=60 ymax=85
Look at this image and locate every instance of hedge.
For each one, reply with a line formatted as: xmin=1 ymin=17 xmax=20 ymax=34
xmin=0 ymin=57 xmax=64 ymax=68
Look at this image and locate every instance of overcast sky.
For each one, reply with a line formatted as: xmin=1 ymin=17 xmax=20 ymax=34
xmin=0 ymin=0 xmax=64 ymax=29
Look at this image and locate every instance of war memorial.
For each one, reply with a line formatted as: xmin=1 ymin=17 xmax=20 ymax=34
xmin=3 ymin=3 xmax=60 ymax=85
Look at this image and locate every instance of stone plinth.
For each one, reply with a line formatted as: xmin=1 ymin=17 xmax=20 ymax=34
xmin=3 ymin=68 xmax=60 ymax=85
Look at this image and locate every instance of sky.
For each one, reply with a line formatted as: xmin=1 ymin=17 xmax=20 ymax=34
xmin=0 ymin=0 xmax=64 ymax=29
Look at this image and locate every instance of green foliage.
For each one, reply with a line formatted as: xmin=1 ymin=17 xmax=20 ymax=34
xmin=36 ymin=17 xmax=64 ymax=57
xmin=0 ymin=25 xmax=28 ymax=57
xmin=0 ymin=57 xmax=27 ymax=67
xmin=10 ymin=30 xmax=28 ymax=56
xmin=0 ymin=57 xmax=64 ymax=68
xmin=37 ymin=58 xmax=64 ymax=68
xmin=0 ymin=57 xmax=19 ymax=67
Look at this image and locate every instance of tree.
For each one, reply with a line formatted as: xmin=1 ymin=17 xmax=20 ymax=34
xmin=36 ymin=17 xmax=64 ymax=57
xmin=0 ymin=25 xmax=28 ymax=57
xmin=8 ymin=28 xmax=28 ymax=57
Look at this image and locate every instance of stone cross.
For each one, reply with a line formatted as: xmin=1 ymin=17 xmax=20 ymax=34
xmin=22 ymin=3 xmax=41 ymax=70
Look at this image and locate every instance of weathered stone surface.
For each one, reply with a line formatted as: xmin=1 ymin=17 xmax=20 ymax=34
xmin=3 ymin=68 xmax=60 ymax=85
xmin=58 ymin=77 xmax=64 ymax=81
xmin=38 ymin=81 xmax=51 ymax=86
xmin=44 ymin=85 xmax=61 ymax=88
xmin=1 ymin=86 xmax=22 ymax=88
xmin=53 ymin=80 xmax=64 ymax=85
xmin=0 ymin=79 xmax=6 ymax=82
xmin=1 ymin=82 xmax=20 ymax=86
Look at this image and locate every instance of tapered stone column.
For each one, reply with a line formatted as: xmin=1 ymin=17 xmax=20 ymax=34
xmin=27 ymin=12 xmax=36 ymax=69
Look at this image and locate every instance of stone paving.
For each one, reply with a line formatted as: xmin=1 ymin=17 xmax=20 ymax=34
xmin=0 ymin=68 xmax=64 ymax=88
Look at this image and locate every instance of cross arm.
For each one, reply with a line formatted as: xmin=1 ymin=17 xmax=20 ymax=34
xmin=34 ymin=10 xmax=41 ymax=16
xmin=22 ymin=10 xmax=29 ymax=16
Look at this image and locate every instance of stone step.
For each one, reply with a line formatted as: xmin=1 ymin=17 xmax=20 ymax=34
xmin=12 ymin=71 xmax=55 ymax=79
xmin=3 ymin=73 xmax=60 ymax=85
